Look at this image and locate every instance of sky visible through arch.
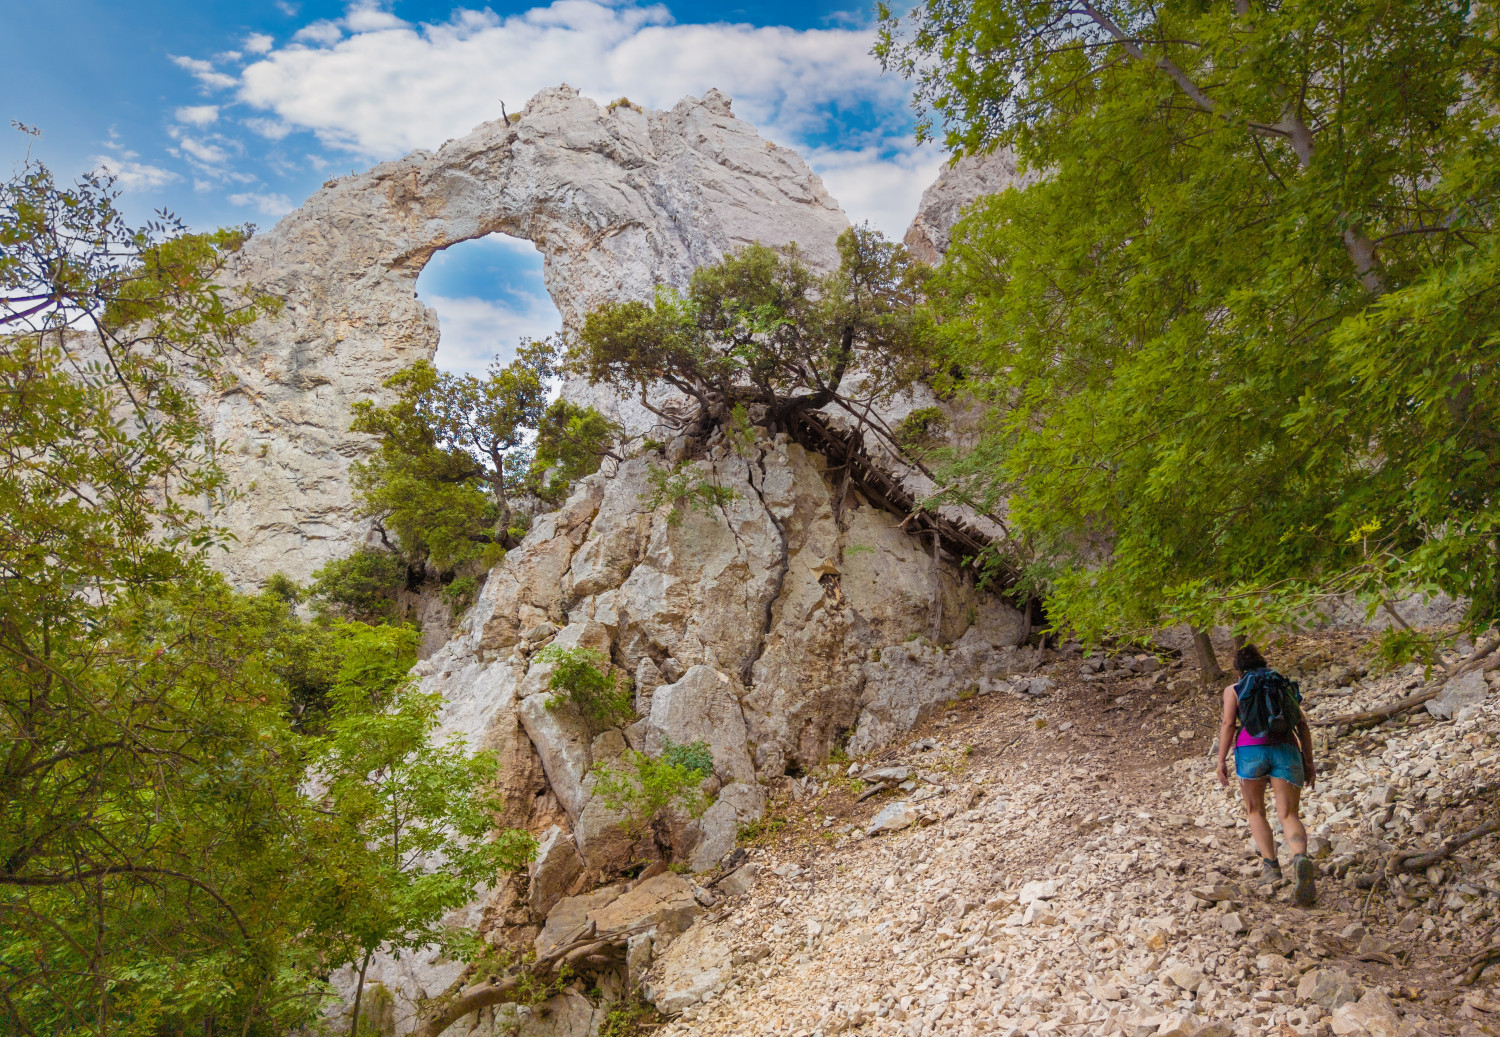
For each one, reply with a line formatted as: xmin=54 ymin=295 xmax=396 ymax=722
xmin=4 ymin=0 xmax=949 ymax=374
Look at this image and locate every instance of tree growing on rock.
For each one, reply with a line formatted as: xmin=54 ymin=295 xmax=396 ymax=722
xmin=572 ymin=226 xmax=932 ymax=446
xmin=349 ymin=341 xmax=619 ymax=571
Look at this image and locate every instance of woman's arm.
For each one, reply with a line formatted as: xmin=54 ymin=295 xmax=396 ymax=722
xmin=1297 ymin=715 xmax=1317 ymax=791
xmin=1215 ymin=686 xmax=1239 ymax=787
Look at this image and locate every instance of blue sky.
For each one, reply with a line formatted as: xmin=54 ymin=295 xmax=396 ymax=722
xmin=4 ymin=0 xmax=942 ymax=373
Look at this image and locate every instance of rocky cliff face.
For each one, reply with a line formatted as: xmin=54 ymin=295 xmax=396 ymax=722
xmin=903 ymin=149 xmax=1037 ymax=265
xmin=209 ymin=86 xmax=847 ymax=587
xmin=336 ymin=429 xmax=1024 ymax=1034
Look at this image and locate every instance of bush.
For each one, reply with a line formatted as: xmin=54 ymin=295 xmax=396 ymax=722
xmin=309 ymin=547 xmax=407 ymax=625
xmin=658 ymin=736 xmax=713 ymax=776
xmin=590 ymin=750 xmax=710 ymax=843
xmin=643 ymin=461 xmax=739 ymax=526
xmin=537 ymin=645 xmax=635 ymax=731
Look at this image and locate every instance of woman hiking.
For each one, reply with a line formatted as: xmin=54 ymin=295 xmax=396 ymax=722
xmin=1215 ymin=642 xmax=1319 ymax=906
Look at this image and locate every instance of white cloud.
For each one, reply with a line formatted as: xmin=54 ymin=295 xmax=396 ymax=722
xmin=170 ymin=54 xmax=237 ymax=91
xmin=245 ymin=33 xmax=276 ymax=54
xmin=175 ymin=105 xmax=220 ymax=127
xmin=276 ymin=0 xmax=300 ymax=14
xmin=423 ymin=292 xmax=561 ymax=376
xmin=243 ymin=117 xmax=292 ymax=140
xmin=292 ymin=21 xmax=344 ymax=45
xmin=237 ymin=3 xmax=904 ymax=157
xmin=91 ymin=155 xmax=180 ymax=191
xmin=227 ymin=191 xmax=295 ymax=217
xmin=222 ymin=1 xmax=938 ymax=233
xmin=805 ymin=142 xmax=948 ymax=239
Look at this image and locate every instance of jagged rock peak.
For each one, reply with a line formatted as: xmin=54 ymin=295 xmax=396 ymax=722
xmin=902 ymin=148 xmax=1036 ymax=264
xmin=208 ymin=85 xmax=849 ymax=588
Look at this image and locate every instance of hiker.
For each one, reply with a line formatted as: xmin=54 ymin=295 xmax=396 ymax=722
xmin=1214 ymin=642 xmax=1319 ymax=906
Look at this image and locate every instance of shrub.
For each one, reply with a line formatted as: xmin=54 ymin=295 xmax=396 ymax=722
xmin=658 ymin=736 xmax=713 ymax=776
xmin=590 ymin=750 xmax=711 ymax=842
xmin=309 ymin=547 xmax=407 ymax=625
xmin=643 ymin=461 xmax=739 ymax=526
xmin=537 ymin=645 xmax=635 ymax=731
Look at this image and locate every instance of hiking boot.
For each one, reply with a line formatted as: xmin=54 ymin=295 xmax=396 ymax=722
xmin=1260 ymin=856 xmax=1283 ymax=883
xmin=1292 ymin=853 xmax=1317 ymax=906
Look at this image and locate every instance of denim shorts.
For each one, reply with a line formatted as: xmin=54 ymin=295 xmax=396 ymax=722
xmin=1235 ymin=742 xmax=1305 ymax=786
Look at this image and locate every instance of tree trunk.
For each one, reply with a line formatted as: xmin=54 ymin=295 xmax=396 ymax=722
xmin=929 ymin=530 xmax=943 ymax=642
xmin=1193 ymin=626 xmax=1227 ymax=687
xmin=349 ymin=948 xmax=373 ymax=1037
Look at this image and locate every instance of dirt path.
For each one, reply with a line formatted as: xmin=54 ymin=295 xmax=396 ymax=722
xmin=651 ymin=636 xmax=1500 ymax=1037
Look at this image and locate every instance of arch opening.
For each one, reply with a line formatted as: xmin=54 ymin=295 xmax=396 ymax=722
xmin=415 ymin=234 xmax=563 ymax=377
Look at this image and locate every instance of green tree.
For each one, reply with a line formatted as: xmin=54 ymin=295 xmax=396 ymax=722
xmin=350 ymin=342 xmax=616 ymax=569
xmin=528 ymin=398 xmax=621 ymax=504
xmin=305 ymin=625 xmax=536 ymax=1037
xmin=572 ymin=227 xmax=933 ymax=446
xmin=879 ymin=0 xmax=1500 ymax=644
xmin=0 ymin=160 xmax=532 ymax=1036
xmin=308 ymin=546 xmax=410 ymax=625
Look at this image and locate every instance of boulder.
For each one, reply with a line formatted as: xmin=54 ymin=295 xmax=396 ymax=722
xmin=573 ymin=790 xmax=637 ymax=873
xmin=534 ymin=886 xmax=624 ymax=959
xmin=1330 ymin=988 xmax=1405 ymax=1037
xmin=867 ymin=800 xmax=919 ymax=835
xmin=646 ymin=665 xmax=756 ymax=784
xmin=1298 ymin=967 xmax=1364 ymax=1010
xmin=644 ymin=923 xmax=734 ymax=1015
xmin=686 ymin=782 xmax=766 ymax=873
xmin=517 ymin=692 xmax=593 ymax=820
xmin=590 ymin=872 xmax=703 ymax=941
xmin=1426 ymin=668 xmax=1488 ymax=719
xmin=528 ymin=826 xmax=584 ymax=921
xmin=718 ymin=864 xmax=760 ymax=898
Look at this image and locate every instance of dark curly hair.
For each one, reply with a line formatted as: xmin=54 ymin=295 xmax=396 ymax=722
xmin=1234 ymin=642 xmax=1268 ymax=674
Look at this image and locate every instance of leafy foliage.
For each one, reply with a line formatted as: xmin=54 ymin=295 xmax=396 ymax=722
xmin=528 ymin=398 xmax=621 ymax=503
xmin=644 ymin=461 xmax=741 ymax=526
xmin=350 ymin=342 xmax=616 ymax=569
xmin=308 ymin=546 xmax=409 ymax=624
xmin=538 ymin=645 xmax=635 ymax=731
xmin=0 ymin=162 xmax=533 ymax=1036
xmin=657 ymin=737 xmax=713 ymax=777
xmin=590 ymin=751 xmax=711 ymax=845
xmin=571 ymin=227 xmax=933 ymax=438
xmin=880 ymin=0 xmax=1500 ymax=638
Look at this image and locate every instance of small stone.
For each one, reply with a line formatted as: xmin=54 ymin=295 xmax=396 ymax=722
xmin=1307 ymin=835 xmax=1332 ymax=859
xmin=1364 ymin=786 xmax=1395 ymax=809
xmin=1018 ymin=879 xmax=1059 ymax=905
xmin=1220 ymin=911 xmax=1247 ymax=935
xmin=718 ymin=864 xmax=760 ymax=897
xmin=1162 ymin=965 xmax=1206 ymax=993
xmin=770 ymin=862 xmax=803 ymax=879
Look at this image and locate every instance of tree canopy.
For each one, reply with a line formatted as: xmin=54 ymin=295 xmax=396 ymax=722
xmin=879 ymin=0 xmax=1500 ymax=642
xmin=0 ymin=162 xmax=532 ymax=1036
xmin=572 ymin=226 xmax=934 ymax=445
xmin=349 ymin=342 xmax=618 ymax=571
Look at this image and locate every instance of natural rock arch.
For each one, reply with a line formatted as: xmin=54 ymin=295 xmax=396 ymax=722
xmin=209 ymin=85 xmax=849 ymax=587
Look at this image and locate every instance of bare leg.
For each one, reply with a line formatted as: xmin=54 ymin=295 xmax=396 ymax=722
xmin=1239 ymin=778 xmax=1276 ymax=861
xmin=1271 ymin=778 xmax=1308 ymax=856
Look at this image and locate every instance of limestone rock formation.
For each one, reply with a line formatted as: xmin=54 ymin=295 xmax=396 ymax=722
xmin=902 ymin=148 xmax=1037 ymax=264
xmin=208 ymin=86 xmax=848 ymax=587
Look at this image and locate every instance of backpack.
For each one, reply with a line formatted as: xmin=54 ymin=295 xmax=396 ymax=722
xmin=1235 ymin=668 xmax=1302 ymax=740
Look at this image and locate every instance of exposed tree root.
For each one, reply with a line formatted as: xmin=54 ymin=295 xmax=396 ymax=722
xmin=415 ymin=922 xmax=652 ymax=1037
xmin=1356 ymin=817 xmax=1500 ymax=918
xmin=784 ymin=408 xmax=1020 ymax=597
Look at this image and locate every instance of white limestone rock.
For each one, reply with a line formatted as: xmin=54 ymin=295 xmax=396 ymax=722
xmin=205 ymin=86 xmax=848 ymax=589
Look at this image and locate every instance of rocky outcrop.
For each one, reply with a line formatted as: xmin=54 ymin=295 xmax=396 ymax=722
xmin=208 ymin=86 xmax=848 ymax=588
xmin=902 ymin=148 xmax=1037 ymax=264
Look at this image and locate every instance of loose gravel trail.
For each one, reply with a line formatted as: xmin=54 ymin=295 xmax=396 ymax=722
xmin=652 ymin=635 xmax=1500 ymax=1037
